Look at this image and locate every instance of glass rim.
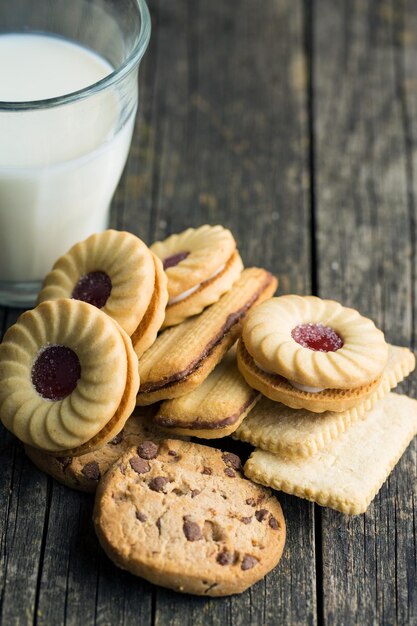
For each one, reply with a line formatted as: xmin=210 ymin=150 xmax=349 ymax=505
xmin=0 ymin=0 xmax=151 ymax=111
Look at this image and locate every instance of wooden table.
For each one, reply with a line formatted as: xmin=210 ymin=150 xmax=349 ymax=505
xmin=1 ymin=1 xmax=416 ymax=624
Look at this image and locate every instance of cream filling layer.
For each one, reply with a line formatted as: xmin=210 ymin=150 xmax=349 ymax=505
xmin=168 ymin=263 xmax=226 ymax=306
xmin=254 ymin=360 xmax=325 ymax=393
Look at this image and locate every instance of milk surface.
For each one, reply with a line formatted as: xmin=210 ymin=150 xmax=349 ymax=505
xmin=0 ymin=34 xmax=135 ymax=283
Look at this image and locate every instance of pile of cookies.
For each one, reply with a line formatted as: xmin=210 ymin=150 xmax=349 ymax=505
xmin=0 ymin=224 xmax=416 ymax=596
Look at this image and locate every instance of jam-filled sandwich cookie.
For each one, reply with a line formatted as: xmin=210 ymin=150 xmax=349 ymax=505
xmin=0 ymin=299 xmax=139 ymax=456
xmin=25 ymin=407 xmax=170 ymax=493
xmin=238 ymin=295 xmax=389 ymax=413
xmin=37 ymin=230 xmax=168 ymax=358
xmin=151 ymin=225 xmax=243 ymax=328
xmin=93 ymin=440 xmax=286 ymax=596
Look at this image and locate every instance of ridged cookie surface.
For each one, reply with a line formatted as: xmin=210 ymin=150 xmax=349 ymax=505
xmin=0 ymin=299 xmax=139 ymax=453
xmin=151 ymin=225 xmax=237 ymax=299
xmin=242 ymin=295 xmax=388 ymax=389
xmin=25 ymin=408 xmax=172 ymax=492
xmin=244 ymin=393 xmax=417 ymax=515
xmin=162 ymin=250 xmax=243 ymax=328
xmin=235 ymin=345 xmax=415 ymax=457
xmin=94 ymin=439 xmax=286 ymax=596
xmin=37 ymin=230 xmax=155 ymax=336
xmin=131 ymin=253 xmax=168 ymax=357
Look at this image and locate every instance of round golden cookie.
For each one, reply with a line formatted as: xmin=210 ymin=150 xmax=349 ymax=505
xmin=131 ymin=253 xmax=168 ymax=357
xmin=151 ymin=225 xmax=243 ymax=327
xmin=93 ymin=440 xmax=286 ymax=596
xmin=0 ymin=299 xmax=139 ymax=455
xmin=237 ymin=339 xmax=382 ymax=413
xmin=37 ymin=230 xmax=155 ymax=337
xmin=25 ymin=407 xmax=170 ymax=492
xmin=242 ymin=295 xmax=388 ymax=390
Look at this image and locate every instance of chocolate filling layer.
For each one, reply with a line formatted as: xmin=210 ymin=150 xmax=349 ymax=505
xmin=140 ymin=272 xmax=274 ymax=394
xmin=155 ymin=391 xmax=259 ymax=430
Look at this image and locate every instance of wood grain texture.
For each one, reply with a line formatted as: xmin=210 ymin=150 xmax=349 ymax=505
xmin=1 ymin=0 xmax=417 ymax=624
xmin=1 ymin=0 xmax=315 ymax=623
xmin=313 ymin=0 xmax=416 ymax=624
xmin=140 ymin=1 xmax=315 ymax=624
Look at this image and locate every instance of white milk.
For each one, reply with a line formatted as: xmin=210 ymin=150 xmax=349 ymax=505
xmin=0 ymin=34 xmax=135 ymax=283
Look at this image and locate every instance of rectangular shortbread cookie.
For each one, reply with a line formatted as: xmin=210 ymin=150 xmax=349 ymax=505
xmin=234 ymin=345 xmax=415 ymax=458
xmin=244 ymin=392 xmax=417 ymax=515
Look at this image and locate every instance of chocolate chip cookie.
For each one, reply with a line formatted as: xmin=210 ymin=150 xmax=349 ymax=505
xmin=25 ymin=408 xmax=168 ymax=493
xmin=93 ymin=439 xmax=286 ymax=596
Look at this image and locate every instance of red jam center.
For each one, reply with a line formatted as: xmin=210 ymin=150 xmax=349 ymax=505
xmin=163 ymin=251 xmax=189 ymax=270
xmin=72 ymin=271 xmax=112 ymax=308
xmin=291 ymin=323 xmax=343 ymax=352
xmin=32 ymin=345 xmax=81 ymax=401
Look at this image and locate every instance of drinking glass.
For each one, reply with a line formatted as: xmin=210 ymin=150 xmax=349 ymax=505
xmin=0 ymin=0 xmax=151 ymax=306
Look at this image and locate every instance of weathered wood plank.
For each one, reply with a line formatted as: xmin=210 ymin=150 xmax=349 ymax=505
xmin=0 ymin=310 xmax=48 ymax=626
xmin=313 ymin=0 xmax=416 ymax=624
xmin=145 ymin=1 xmax=315 ymax=625
xmin=32 ymin=4 xmax=160 ymax=625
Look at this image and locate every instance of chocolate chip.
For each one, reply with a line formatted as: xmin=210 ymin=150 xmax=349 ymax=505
xmin=149 ymin=476 xmax=168 ymax=492
xmin=183 ymin=518 xmax=203 ymax=541
xmin=81 ymin=461 xmax=100 ymax=481
xmin=255 ymin=509 xmax=269 ymax=522
xmin=191 ymin=489 xmax=201 ymax=498
xmin=55 ymin=456 xmax=72 ymax=469
xmin=156 ymin=517 xmax=162 ymax=533
xmin=222 ymin=452 xmax=242 ymax=471
xmin=240 ymin=516 xmax=252 ymax=524
xmin=269 ymin=516 xmax=279 ymax=530
xmin=241 ymin=555 xmax=259 ymax=571
xmin=202 ymin=466 xmax=212 ymax=475
xmin=138 ymin=441 xmax=158 ymax=460
xmin=246 ymin=497 xmax=256 ymax=506
xmin=109 ymin=430 xmax=124 ymax=445
xmin=216 ymin=550 xmax=233 ymax=566
xmin=224 ymin=468 xmax=235 ymax=478
xmin=129 ymin=456 xmax=150 ymax=474
xmin=168 ymin=450 xmax=178 ymax=457
xmin=136 ymin=511 xmax=147 ymax=522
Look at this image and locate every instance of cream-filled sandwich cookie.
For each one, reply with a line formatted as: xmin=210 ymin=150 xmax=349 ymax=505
xmin=234 ymin=345 xmax=415 ymax=458
xmin=238 ymin=295 xmax=389 ymax=413
xmin=0 ymin=298 xmax=139 ymax=456
xmin=151 ymin=225 xmax=244 ymax=327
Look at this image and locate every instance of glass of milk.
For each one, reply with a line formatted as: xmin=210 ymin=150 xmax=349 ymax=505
xmin=0 ymin=0 xmax=151 ymax=306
